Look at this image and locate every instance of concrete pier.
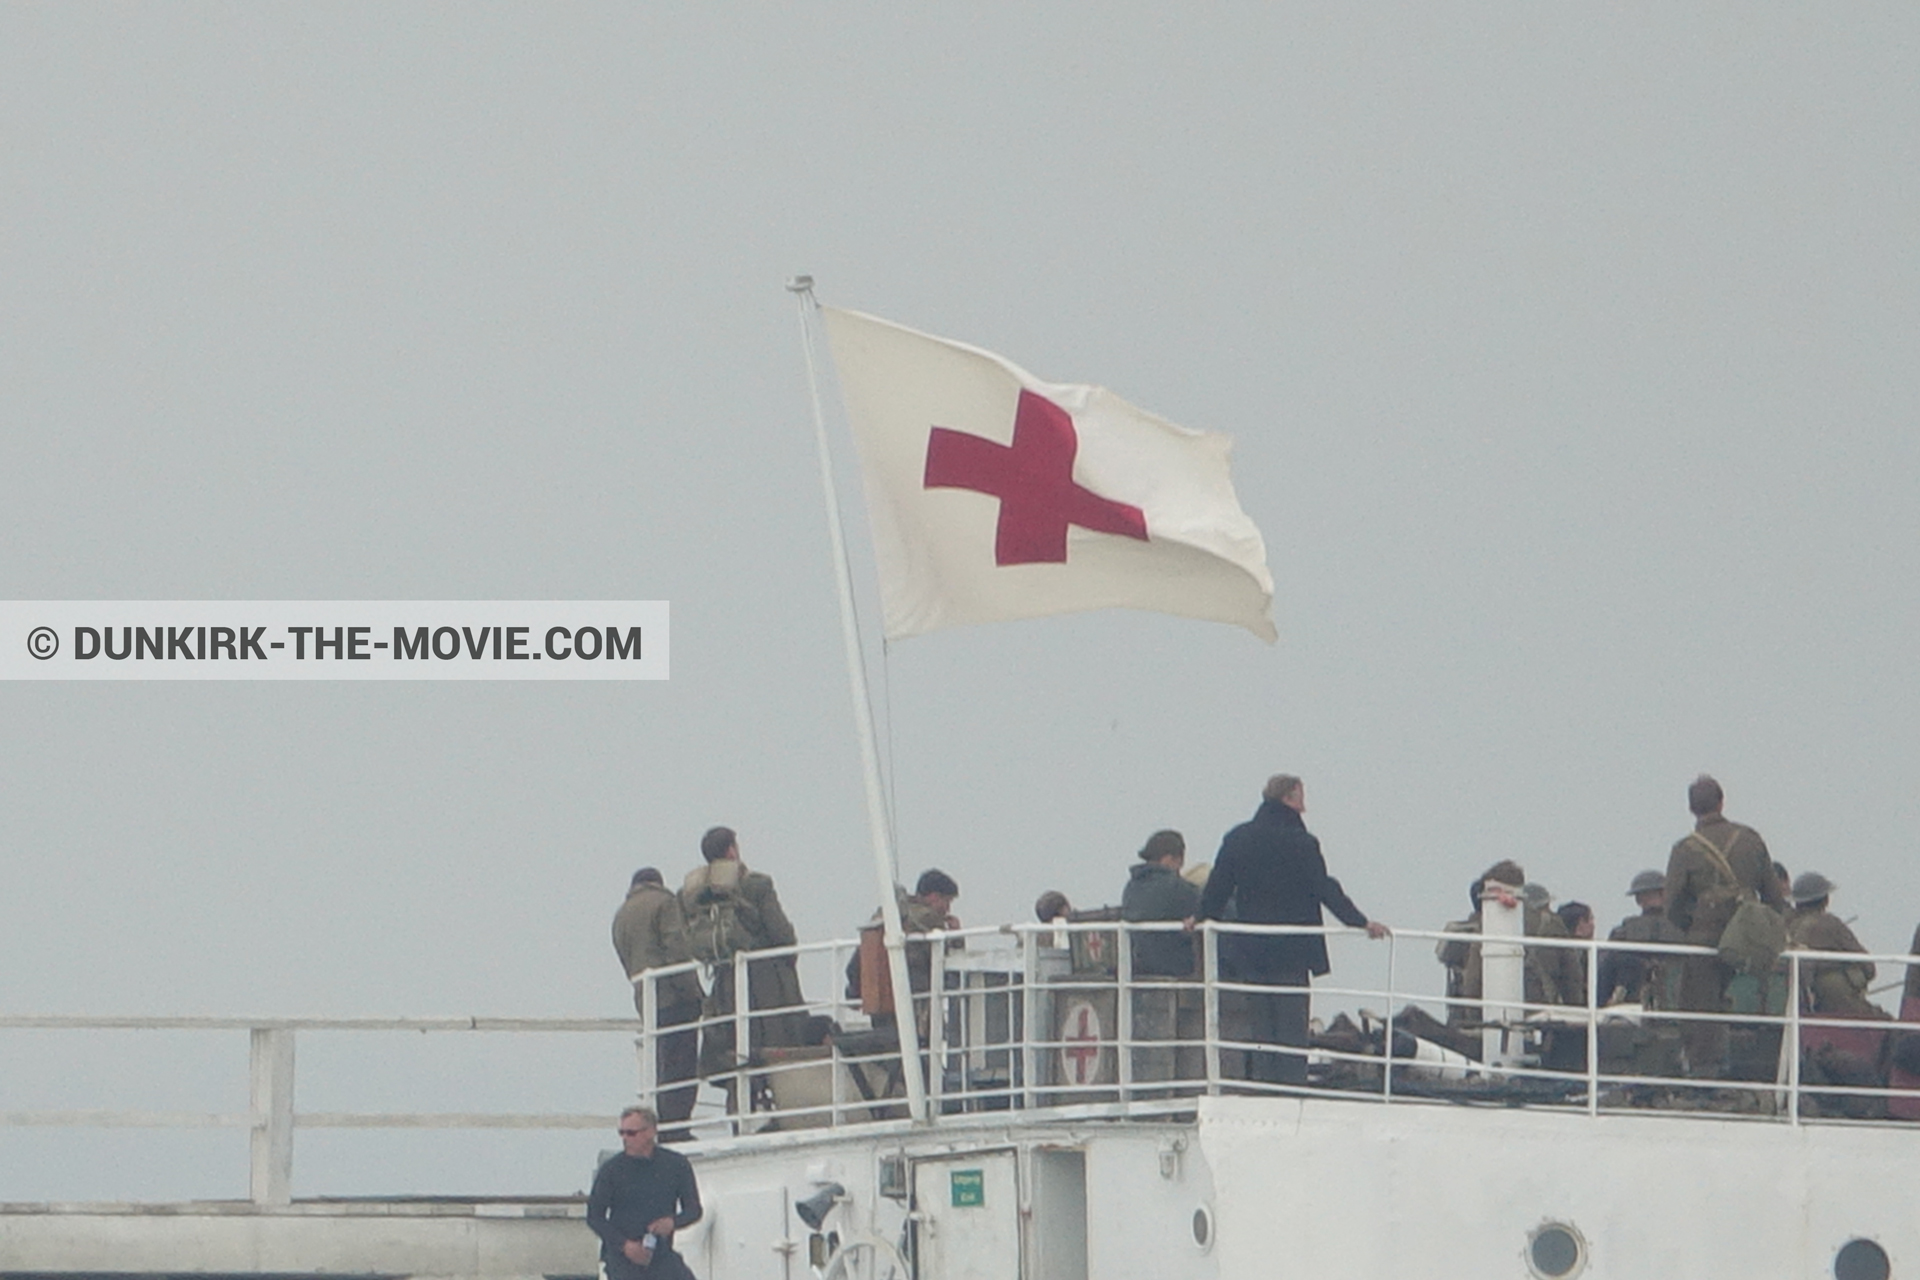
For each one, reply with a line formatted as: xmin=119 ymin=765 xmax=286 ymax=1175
xmin=0 ymin=1198 xmax=597 ymax=1280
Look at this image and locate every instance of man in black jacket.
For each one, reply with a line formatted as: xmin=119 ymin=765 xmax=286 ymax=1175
xmin=1195 ymin=775 xmax=1389 ymax=1084
xmin=587 ymin=1105 xmax=703 ymax=1280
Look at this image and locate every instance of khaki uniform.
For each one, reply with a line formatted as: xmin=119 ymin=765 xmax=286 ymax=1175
xmin=610 ymin=883 xmax=703 ymax=1130
xmin=612 ymin=883 xmax=704 ymax=1014
xmin=1598 ymin=909 xmax=1685 ymax=1007
xmin=843 ymin=890 xmax=964 ymax=1009
xmin=1437 ymin=918 xmax=1477 ymax=1027
xmin=1440 ymin=906 xmax=1586 ymax=1014
xmin=897 ymin=892 xmax=964 ymax=1043
xmin=1788 ymin=908 xmax=1884 ymax=1021
xmin=901 ymin=893 xmax=958 ymax=935
xmin=680 ymin=860 xmax=806 ymax=1076
xmin=1663 ymin=815 xmax=1784 ymax=1077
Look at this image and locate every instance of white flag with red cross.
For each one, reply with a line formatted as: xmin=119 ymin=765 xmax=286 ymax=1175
xmin=820 ymin=307 xmax=1277 ymax=643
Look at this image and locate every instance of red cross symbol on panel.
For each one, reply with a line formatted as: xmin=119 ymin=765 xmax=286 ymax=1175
xmin=923 ymin=390 xmax=1149 ymax=566
xmin=1061 ymin=1002 xmax=1103 ymax=1086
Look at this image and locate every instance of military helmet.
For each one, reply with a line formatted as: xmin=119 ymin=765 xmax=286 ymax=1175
xmin=1790 ymin=871 xmax=1837 ymax=907
xmin=1627 ymin=869 xmax=1665 ymax=897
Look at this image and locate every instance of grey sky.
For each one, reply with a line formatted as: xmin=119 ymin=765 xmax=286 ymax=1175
xmin=3 ymin=7 xmax=1917 ymax=1199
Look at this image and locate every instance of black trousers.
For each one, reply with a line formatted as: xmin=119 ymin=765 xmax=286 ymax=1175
xmin=1243 ymin=966 xmax=1312 ymax=1085
xmin=607 ymin=1248 xmax=695 ymax=1280
xmin=647 ymin=999 xmax=702 ymax=1133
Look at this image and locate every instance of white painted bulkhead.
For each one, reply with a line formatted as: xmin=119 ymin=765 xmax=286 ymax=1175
xmin=685 ymin=1096 xmax=1911 ymax=1280
xmin=682 ymin=1119 xmax=1218 ymax=1280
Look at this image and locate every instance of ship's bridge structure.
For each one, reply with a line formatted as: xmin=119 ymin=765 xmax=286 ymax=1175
xmin=4 ymin=916 xmax=1918 ymax=1280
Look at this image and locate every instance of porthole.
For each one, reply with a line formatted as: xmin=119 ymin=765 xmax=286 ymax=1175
xmin=1191 ymin=1204 xmax=1214 ymax=1253
xmin=1835 ymin=1237 xmax=1891 ymax=1280
xmin=1526 ymin=1221 xmax=1587 ymax=1278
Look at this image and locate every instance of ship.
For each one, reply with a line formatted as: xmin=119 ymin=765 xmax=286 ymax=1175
xmin=643 ymin=902 xmax=1919 ymax=1280
xmin=614 ymin=291 xmax=1918 ymax=1280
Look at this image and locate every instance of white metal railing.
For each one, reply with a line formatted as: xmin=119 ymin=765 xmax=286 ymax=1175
xmin=632 ymin=919 xmax=1920 ymax=1143
xmin=0 ymin=1014 xmax=644 ymax=1205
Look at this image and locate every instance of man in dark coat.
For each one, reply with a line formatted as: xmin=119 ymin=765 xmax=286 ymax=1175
xmin=1195 ymin=775 xmax=1388 ymax=1084
xmin=1123 ymin=829 xmax=1202 ymax=978
xmin=1124 ymin=829 xmax=1204 ymax=1087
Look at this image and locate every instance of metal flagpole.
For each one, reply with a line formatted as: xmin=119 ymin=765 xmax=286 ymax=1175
xmin=787 ymin=275 xmax=930 ymax=1124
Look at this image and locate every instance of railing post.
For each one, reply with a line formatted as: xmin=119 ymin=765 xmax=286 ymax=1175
xmin=1382 ymin=932 xmax=1396 ymax=1104
xmin=1586 ymin=934 xmax=1600 ymax=1117
xmin=1787 ymin=950 xmax=1802 ymax=1125
xmin=831 ymin=990 xmax=847 ymax=1128
xmin=1202 ymin=925 xmax=1221 ymax=1096
xmin=1116 ymin=921 xmax=1135 ymax=1106
xmin=249 ymin=1027 xmax=295 ymax=1206
xmin=1021 ymin=926 xmax=1039 ymax=1113
xmin=637 ymin=972 xmax=659 ymax=1104
xmin=929 ymin=932 xmax=948 ymax=1113
xmin=828 ymin=940 xmax=847 ymax=1127
xmin=834 ymin=940 xmax=851 ymax=1029
xmin=733 ymin=950 xmax=751 ymax=1135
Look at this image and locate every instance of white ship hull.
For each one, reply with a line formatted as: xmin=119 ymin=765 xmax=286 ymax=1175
xmin=681 ymin=1093 xmax=1907 ymax=1280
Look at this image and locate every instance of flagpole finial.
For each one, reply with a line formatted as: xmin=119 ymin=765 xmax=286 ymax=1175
xmin=785 ymin=274 xmax=815 ymax=294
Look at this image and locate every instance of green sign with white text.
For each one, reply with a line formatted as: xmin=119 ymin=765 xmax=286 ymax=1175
xmin=950 ymin=1168 xmax=985 ymax=1207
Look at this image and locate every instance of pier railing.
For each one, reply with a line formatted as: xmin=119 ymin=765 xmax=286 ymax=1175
xmin=0 ymin=1014 xmax=641 ymax=1205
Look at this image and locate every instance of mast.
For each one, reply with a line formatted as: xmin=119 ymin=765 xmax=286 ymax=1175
xmin=787 ymin=275 xmax=929 ymax=1124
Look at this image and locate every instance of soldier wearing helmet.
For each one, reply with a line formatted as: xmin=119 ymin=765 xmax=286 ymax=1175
xmin=1786 ymin=873 xmax=1886 ymax=1022
xmin=1597 ymin=870 xmax=1685 ymax=1007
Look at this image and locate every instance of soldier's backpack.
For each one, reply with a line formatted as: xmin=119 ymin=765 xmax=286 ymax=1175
xmin=681 ymin=861 xmax=758 ymax=965
xmin=1691 ymin=833 xmax=1786 ymax=976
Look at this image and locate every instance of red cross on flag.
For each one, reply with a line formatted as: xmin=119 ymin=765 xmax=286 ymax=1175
xmin=821 ymin=307 xmax=1277 ymax=642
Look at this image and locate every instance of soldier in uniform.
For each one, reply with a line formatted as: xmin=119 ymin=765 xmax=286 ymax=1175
xmin=1437 ymin=879 xmax=1486 ymax=1028
xmin=1663 ymin=775 xmax=1786 ymax=1078
xmin=848 ymin=869 xmax=962 ymax=1037
xmin=901 ymin=868 xmax=961 ymax=935
xmin=611 ymin=868 xmax=705 ymax=1136
xmin=1440 ymin=862 xmax=1585 ymax=1018
xmin=1597 ymin=870 xmax=1684 ymax=1007
xmin=1557 ymin=902 xmax=1595 ymax=1001
xmin=1787 ymin=873 xmax=1886 ymax=1022
xmin=680 ymin=827 xmax=806 ymax=1084
xmin=900 ymin=868 xmax=962 ymax=1011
